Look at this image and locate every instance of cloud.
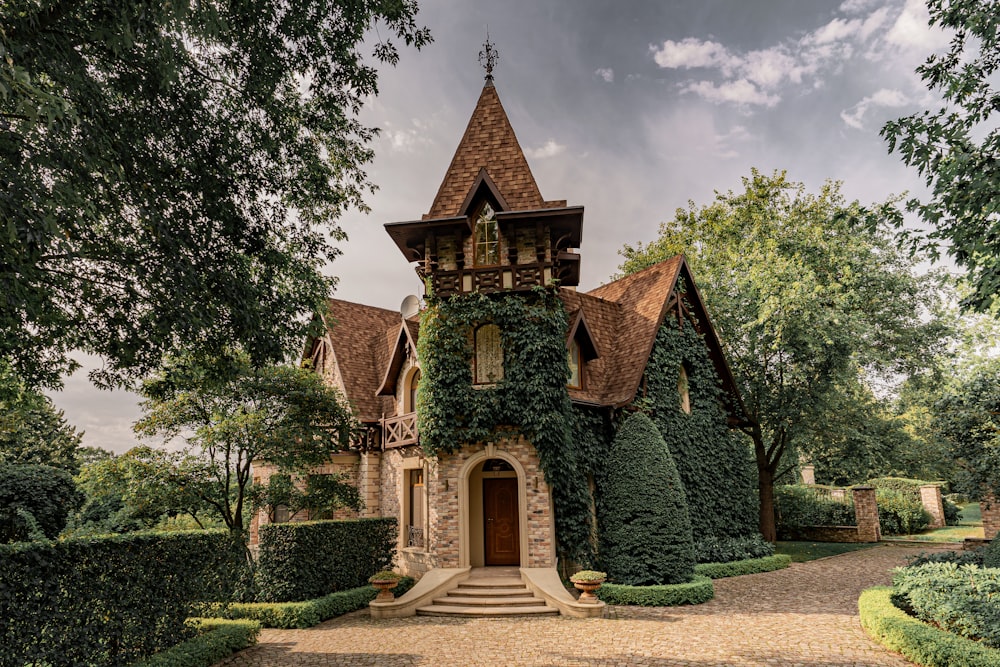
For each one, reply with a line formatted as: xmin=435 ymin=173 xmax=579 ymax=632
xmin=839 ymin=0 xmax=879 ymax=14
xmin=526 ymin=139 xmax=566 ymax=159
xmin=681 ymin=79 xmax=780 ymax=108
xmin=650 ymin=38 xmax=735 ymax=70
xmin=382 ymin=118 xmax=433 ymax=152
xmin=840 ymin=87 xmax=911 ymax=129
xmin=595 ymin=67 xmax=614 ymax=83
xmin=885 ymin=0 xmax=950 ymax=52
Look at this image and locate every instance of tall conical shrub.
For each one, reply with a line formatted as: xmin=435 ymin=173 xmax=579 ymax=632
xmin=598 ymin=412 xmax=695 ymax=585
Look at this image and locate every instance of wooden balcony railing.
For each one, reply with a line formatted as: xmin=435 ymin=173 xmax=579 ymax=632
xmin=381 ymin=412 xmax=417 ymax=449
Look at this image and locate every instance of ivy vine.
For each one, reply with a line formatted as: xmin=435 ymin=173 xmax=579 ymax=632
xmin=415 ymin=288 xmax=598 ymax=564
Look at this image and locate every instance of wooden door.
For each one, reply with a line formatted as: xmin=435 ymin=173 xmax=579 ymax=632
xmin=483 ymin=478 xmax=519 ymax=565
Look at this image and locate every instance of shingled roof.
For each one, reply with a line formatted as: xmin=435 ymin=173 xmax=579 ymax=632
xmin=425 ymin=82 xmax=565 ymax=219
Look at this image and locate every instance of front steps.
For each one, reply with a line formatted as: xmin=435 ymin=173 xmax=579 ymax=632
xmin=416 ymin=572 xmax=558 ymax=617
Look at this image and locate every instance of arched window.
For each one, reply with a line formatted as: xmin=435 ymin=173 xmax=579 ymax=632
xmin=678 ymin=365 xmax=691 ymax=414
xmin=474 ymin=323 xmax=503 ymax=384
xmin=567 ymin=339 xmax=582 ymax=389
xmin=406 ymin=368 xmax=421 ymax=413
xmin=474 ymin=201 xmax=500 ymax=266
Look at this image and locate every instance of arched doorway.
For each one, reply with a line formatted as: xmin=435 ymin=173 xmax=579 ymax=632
xmin=459 ymin=449 xmax=528 ymax=568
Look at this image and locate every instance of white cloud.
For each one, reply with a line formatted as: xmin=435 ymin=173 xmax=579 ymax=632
xmin=839 ymin=0 xmax=879 ymax=15
xmin=885 ymin=0 xmax=950 ymax=52
xmin=595 ymin=67 xmax=614 ymax=83
xmin=650 ymin=38 xmax=735 ymax=70
xmin=808 ymin=17 xmax=863 ymax=45
xmin=526 ymin=139 xmax=566 ymax=159
xmin=840 ymin=87 xmax=911 ymax=129
xmin=681 ymin=79 xmax=780 ymax=108
xmin=382 ymin=118 xmax=433 ymax=152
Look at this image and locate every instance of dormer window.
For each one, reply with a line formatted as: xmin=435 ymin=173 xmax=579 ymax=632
xmin=678 ymin=365 xmax=691 ymax=414
xmin=473 ymin=323 xmax=503 ymax=384
xmin=567 ymin=339 xmax=582 ymax=389
xmin=474 ymin=202 xmax=500 ymax=266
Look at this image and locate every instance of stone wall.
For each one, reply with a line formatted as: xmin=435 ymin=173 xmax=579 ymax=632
xmin=919 ymin=484 xmax=945 ymax=529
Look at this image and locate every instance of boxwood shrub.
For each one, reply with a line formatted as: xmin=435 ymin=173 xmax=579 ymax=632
xmin=132 ymin=619 xmax=260 ymax=667
xmin=892 ymin=562 xmax=1000 ymax=647
xmin=860 ymin=587 xmax=1000 ymax=667
xmin=256 ymin=517 xmax=396 ymax=602
xmin=692 ymin=535 xmax=774 ymax=564
xmin=0 ymin=530 xmax=241 ymax=667
xmin=597 ymin=575 xmax=714 ymax=606
xmin=694 ymin=554 xmax=791 ymax=579
xmin=210 ymin=577 xmax=415 ymax=628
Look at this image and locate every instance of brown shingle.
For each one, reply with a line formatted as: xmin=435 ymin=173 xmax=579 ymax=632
xmin=426 ymin=83 xmax=546 ymax=218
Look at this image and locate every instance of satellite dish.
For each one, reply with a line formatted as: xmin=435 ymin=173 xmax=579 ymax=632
xmin=400 ymin=295 xmax=421 ymax=319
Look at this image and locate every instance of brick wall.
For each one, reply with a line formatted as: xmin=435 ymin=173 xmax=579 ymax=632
xmin=852 ymin=486 xmax=881 ymax=543
xmin=982 ymin=492 xmax=1000 ymax=540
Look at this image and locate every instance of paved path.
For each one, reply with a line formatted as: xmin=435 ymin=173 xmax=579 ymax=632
xmin=218 ymin=544 xmax=945 ymax=666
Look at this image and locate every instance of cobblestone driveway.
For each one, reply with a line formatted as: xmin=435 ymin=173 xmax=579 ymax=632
xmin=217 ymin=544 xmax=941 ymax=666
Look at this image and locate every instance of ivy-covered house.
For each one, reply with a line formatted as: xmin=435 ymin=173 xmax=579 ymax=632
xmin=251 ymin=69 xmax=758 ymax=609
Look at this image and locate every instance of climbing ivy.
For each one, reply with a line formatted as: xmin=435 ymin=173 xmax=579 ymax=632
xmin=643 ymin=314 xmax=759 ymax=540
xmin=416 ymin=288 xmax=597 ymax=563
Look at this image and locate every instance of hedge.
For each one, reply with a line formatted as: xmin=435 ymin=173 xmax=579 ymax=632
xmin=132 ymin=619 xmax=261 ymax=667
xmin=692 ymin=534 xmax=774 ymax=564
xmin=694 ymin=554 xmax=792 ymax=579
xmin=209 ymin=577 xmax=415 ymax=629
xmin=256 ymin=517 xmax=397 ymax=602
xmin=0 ymin=530 xmax=241 ymax=667
xmin=892 ymin=563 xmax=1000 ymax=647
xmin=859 ymin=587 xmax=1000 ymax=667
xmin=597 ymin=575 xmax=714 ymax=606
xmin=0 ymin=463 xmax=83 ymax=541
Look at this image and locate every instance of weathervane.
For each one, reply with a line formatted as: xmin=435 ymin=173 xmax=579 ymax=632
xmin=479 ymin=31 xmax=499 ymax=81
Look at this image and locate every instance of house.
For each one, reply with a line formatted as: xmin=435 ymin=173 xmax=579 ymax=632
xmin=251 ymin=61 xmax=758 ymax=616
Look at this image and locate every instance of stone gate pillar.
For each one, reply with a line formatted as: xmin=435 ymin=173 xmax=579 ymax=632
xmin=852 ymin=486 xmax=881 ymax=542
xmin=359 ymin=451 xmax=381 ymax=518
xmin=920 ymin=484 xmax=945 ymax=529
xmin=982 ymin=492 xmax=1000 ymax=540
xmin=800 ymin=465 xmax=815 ymax=485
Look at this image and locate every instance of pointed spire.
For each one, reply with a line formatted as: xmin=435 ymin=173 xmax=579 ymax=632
xmin=478 ymin=31 xmax=499 ymax=85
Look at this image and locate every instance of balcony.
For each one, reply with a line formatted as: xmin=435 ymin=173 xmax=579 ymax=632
xmin=381 ymin=412 xmax=417 ymax=449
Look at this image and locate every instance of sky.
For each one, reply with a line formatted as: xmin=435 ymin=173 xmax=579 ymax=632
xmin=48 ymin=0 xmax=953 ymax=453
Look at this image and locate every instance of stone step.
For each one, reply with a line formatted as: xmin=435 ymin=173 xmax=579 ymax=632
xmin=459 ymin=577 xmax=525 ymax=589
xmin=449 ymin=586 xmax=532 ymax=598
xmin=432 ymin=595 xmax=547 ymax=607
xmin=416 ymin=604 xmax=558 ymax=617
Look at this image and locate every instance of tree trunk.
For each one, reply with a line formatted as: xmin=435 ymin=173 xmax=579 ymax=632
xmin=758 ymin=466 xmax=777 ymax=542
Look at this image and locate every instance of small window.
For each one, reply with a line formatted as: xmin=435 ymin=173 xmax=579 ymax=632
xmin=474 ymin=202 xmax=500 ymax=266
xmin=567 ymin=339 xmax=582 ymax=389
xmin=474 ymin=324 xmax=503 ymax=384
xmin=678 ymin=365 xmax=691 ymax=414
xmin=406 ymin=368 xmax=421 ymax=413
xmin=408 ymin=469 xmax=426 ymax=549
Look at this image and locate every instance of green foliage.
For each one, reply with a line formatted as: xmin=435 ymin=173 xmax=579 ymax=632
xmin=984 ymin=541 xmax=1000 ymax=569
xmin=876 ymin=488 xmax=932 ymax=536
xmin=598 ymin=412 xmax=695 ymax=585
xmin=643 ymin=319 xmax=758 ymax=540
xmin=693 ymin=554 xmax=791 ymax=579
xmin=131 ymin=619 xmax=261 ymax=667
xmin=256 ymin=518 xmax=396 ymax=602
xmin=691 ymin=535 xmax=774 ymax=564
xmin=416 ymin=289 xmax=596 ymax=563
xmin=208 ymin=578 xmax=415 ymax=629
xmin=775 ymin=485 xmax=855 ymax=532
xmin=597 ymin=575 xmax=714 ymax=606
xmin=892 ymin=563 xmax=1000 ymax=648
xmin=249 ymin=472 xmax=362 ymax=523
xmin=136 ymin=353 xmax=355 ymax=532
xmin=908 ymin=549 xmax=985 ymax=568
xmin=0 ymin=0 xmax=430 ymax=388
xmin=860 ymin=586 xmax=1000 ymax=667
xmin=619 ymin=169 xmax=948 ymax=539
xmin=0 ymin=530 xmax=242 ymax=667
xmin=0 ymin=362 xmax=82 ymax=473
xmin=867 ymin=477 xmax=961 ymax=528
xmin=0 ymin=463 xmax=82 ymax=541
xmin=881 ymin=1 xmax=1000 ymax=313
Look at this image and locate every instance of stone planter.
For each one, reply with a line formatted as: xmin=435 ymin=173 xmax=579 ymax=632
xmin=371 ymin=579 xmax=399 ymax=602
xmin=573 ymin=579 xmax=604 ymax=603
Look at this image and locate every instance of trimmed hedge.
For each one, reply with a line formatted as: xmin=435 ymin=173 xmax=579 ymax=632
xmin=860 ymin=587 xmax=1000 ymax=667
xmin=132 ymin=619 xmax=261 ymax=667
xmin=0 ymin=530 xmax=241 ymax=667
xmin=210 ymin=577 xmax=415 ymax=628
xmin=0 ymin=463 xmax=83 ymax=541
xmin=597 ymin=575 xmax=714 ymax=606
xmin=692 ymin=534 xmax=774 ymax=564
xmin=256 ymin=517 xmax=396 ymax=602
xmin=694 ymin=554 xmax=791 ymax=579
xmin=598 ymin=412 xmax=695 ymax=585
xmin=984 ymin=540 xmax=1000 ymax=569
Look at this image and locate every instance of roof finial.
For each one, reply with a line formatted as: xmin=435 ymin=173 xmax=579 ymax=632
xmin=479 ymin=30 xmax=498 ymax=83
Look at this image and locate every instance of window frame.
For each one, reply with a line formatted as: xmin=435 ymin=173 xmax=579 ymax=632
xmin=473 ymin=201 xmax=500 ymax=267
xmin=472 ymin=323 xmax=504 ymax=385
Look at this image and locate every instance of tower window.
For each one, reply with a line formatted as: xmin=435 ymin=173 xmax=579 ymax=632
xmin=567 ymin=339 xmax=582 ymax=389
xmin=473 ymin=323 xmax=504 ymax=384
xmin=474 ymin=202 xmax=500 ymax=266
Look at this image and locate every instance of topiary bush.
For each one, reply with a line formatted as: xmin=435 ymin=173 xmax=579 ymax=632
xmin=877 ymin=488 xmax=932 ymax=535
xmin=0 ymin=463 xmax=83 ymax=541
xmin=892 ymin=562 xmax=1000 ymax=648
xmin=256 ymin=517 xmax=396 ymax=602
xmin=597 ymin=575 xmax=714 ymax=606
xmin=692 ymin=534 xmax=774 ymax=564
xmin=694 ymin=554 xmax=791 ymax=579
xmin=598 ymin=412 xmax=694 ymax=586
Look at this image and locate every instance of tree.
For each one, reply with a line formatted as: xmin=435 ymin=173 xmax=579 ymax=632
xmin=134 ymin=352 xmax=355 ymax=533
xmin=881 ymin=0 xmax=1000 ymax=313
xmin=249 ymin=472 xmax=361 ymax=523
xmin=1 ymin=0 xmax=431 ymax=389
xmin=0 ymin=463 xmax=83 ymax=542
xmin=0 ymin=362 xmax=82 ymax=473
xmin=620 ymin=170 xmax=948 ymax=540
xmin=598 ymin=412 xmax=695 ymax=585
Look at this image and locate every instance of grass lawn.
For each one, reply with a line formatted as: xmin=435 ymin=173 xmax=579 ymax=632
xmin=775 ymin=541 xmax=880 ymax=562
xmin=882 ymin=502 xmax=984 ymax=543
